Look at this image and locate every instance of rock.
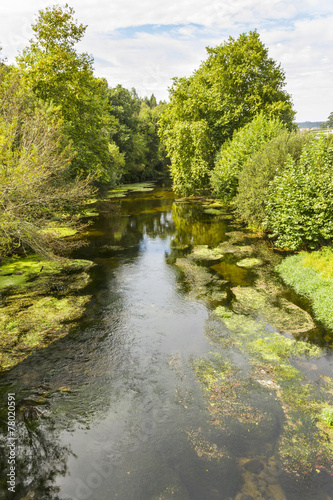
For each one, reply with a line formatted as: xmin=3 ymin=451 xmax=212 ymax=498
xmin=243 ymin=458 xmax=264 ymax=474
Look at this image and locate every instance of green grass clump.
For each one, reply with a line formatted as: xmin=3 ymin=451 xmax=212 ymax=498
xmin=277 ymin=249 xmax=333 ymax=330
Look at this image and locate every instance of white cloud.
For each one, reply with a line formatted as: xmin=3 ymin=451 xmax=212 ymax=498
xmin=1 ymin=0 xmax=333 ymax=121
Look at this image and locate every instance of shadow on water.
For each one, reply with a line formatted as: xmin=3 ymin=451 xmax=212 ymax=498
xmin=0 ymin=184 xmax=332 ymax=499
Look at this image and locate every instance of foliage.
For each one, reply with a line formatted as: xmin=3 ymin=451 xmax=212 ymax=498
xmin=160 ymin=119 xmax=213 ymax=196
xmin=265 ymin=137 xmax=333 ymax=250
xmin=276 ymin=249 xmax=333 ymax=332
xmin=320 ymin=405 xmax=333 ymax=427
xmin=235 ymin=130 xmax=312 ymax=228
xmin=108 ymin=85 xmax=169 ymax=182
xmin=0 ymin=65 xmax=93 ymax=259
xmin=159 ymin=30 xmax=295 ymax=196
xmin=211 ymin=113 xmax=285 ymax=201
xmin=16 ymin=4 xmax=120 ymax=185
xmin=319 ymin=112 xmax=333 ymax=129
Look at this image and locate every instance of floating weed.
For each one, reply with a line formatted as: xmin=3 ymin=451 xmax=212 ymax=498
xmin=189 ymin=245 xmax=225 ymax=261
xmin=194 ymin=302 xmax=332 ymax=478
xmin=237 ymin=258 xmax=263 ymax=268
xmin=175 ymin=258 xmax=228 ymax=302
xmin=210 ymin=260 xmax=249 ymax=286
xmin=232 ymin=286 xmax=315 ymax=335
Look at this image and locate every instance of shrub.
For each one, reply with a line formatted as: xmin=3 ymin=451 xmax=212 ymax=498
xmin=211 ymin=113 xmax=285 ymax=202
xmin=235 ymin=131 xmax=312 ymax=228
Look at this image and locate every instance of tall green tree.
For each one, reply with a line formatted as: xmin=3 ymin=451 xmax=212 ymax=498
xmin=16 ymin=4 xmax=121 ymax=185
xmin=108 ymin=85 xmax=168 ymax=181
xmin=159 ymin=30 xmax=295 ymax=196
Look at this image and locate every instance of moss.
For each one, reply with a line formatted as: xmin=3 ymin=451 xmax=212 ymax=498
xmin=189 ymin=245 xmax=225 ymax=261
xmin=237 ymin=257 xmax=263 ymax=268
xmin=232 ymin=286 xmax=315 ymax=335
xmin=40 ymin=227 xmax=78 ymax=237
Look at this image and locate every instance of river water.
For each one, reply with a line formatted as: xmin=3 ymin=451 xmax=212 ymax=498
xmin=0 ymin=184 xmax=332 ymax=500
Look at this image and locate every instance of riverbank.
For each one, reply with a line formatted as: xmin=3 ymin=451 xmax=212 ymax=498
xmin=277 ymin=247 xmax=333 ymax=336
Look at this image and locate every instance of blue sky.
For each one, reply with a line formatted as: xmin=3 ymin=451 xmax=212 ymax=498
xmin=1 ymin=0 xmax=333 ymax=121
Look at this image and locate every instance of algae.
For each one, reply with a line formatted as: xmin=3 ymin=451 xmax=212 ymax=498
xmin=231 ymin=286 xmax=315 ymax=335
xmin=107 ymin=182 xmax=156 ymax=199
xmin=186 ymin=429 xmax=229 ymax=461
xmin=175 ymin=258 xmax=227 ymax=302
xmin=237 ymin=257 xmax=263 ymax=268
xmin=210 ymin=261 xmax=249 ymax=286
xmin=203 ymin=305 xmax=332 ymax=478
xmin=0 ymin=254 xmax=93 ymax=372
xmin=189 ymin=245 xmax=225 ymax=261
xmin=39 ymin=225 xmax=78 ymax=238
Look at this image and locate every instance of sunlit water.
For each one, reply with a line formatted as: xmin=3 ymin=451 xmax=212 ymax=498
xmin=0 ymin=185 xmax=332 ymax=500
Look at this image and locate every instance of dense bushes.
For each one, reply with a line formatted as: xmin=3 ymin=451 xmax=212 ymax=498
xmin=265 ymin=137 xmax=333 ymax=249
xmin=235 ymin=131 xmax=312 ymax=229
xmin=211 ymin=113 xmax=285 ymax=202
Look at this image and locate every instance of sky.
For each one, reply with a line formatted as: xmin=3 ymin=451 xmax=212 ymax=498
xmin=1 ymin=0 xmax=333 ymax=122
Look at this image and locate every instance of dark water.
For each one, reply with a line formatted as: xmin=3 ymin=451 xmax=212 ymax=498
xmin=0 ymin=185 xmax=332 ymax=500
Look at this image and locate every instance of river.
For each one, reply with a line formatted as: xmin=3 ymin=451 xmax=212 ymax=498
xmin=0 ymin=183 xmax=332 ymax=500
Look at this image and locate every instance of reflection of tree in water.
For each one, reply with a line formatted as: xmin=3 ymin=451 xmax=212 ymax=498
xmin=79 ymin=207 xmax=176 ymax=260
xmin=0 ymin=393 xmax=73 ymax=499
xmin=171 ymin=202 xmax=228 ymax=249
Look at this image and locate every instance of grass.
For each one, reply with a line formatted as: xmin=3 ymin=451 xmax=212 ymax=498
xmin=320 ymin=405 xmax=333 ymax=427
xmin=276 ymin=247 xmax=333 ymax=331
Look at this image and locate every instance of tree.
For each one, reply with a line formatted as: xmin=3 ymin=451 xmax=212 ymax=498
xmin=159 ymin=30 xmax=295 ymax=196
xmin=108 ymin=86 xmax=168 ymax=181
xmin=16 ymin=4 xmax=121 ymax=185
xmin=320 ymin=112 xmax=333 ymax=129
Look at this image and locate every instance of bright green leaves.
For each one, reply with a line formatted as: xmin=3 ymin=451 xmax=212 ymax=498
xmin=29 ymin=3 xmax=87 ymax=52
xmin=17 ymin=5 xmax=116 ymax=185
xmin=265 ymin=137 xmax=333 ymax=250
xmin=211 ymin=113 xmax=285 ymax=202
xmin=0 ymin=65 xmax=93 ymax=259
xmin=161 ymin=120 xmax=213 ymax=196
xmin=159 ymin=30 xmax=295 ymax=197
